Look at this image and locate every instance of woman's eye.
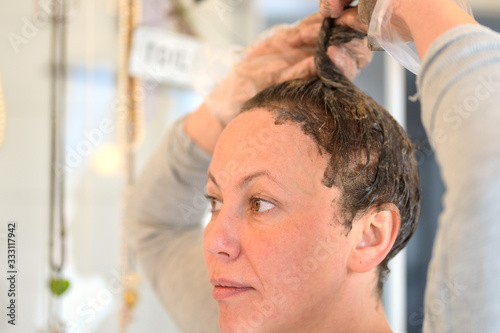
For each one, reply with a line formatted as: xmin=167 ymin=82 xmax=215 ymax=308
xmin=207 ymin=196 xmax=222 ymax=211
xmin=251 ymin=198 xmax=275 ymax=213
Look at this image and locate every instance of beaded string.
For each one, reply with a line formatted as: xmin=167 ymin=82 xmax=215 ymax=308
xmin=117 ymin=0 xmax=143 ymax=331
xmin=48 ymin=0 xmax=70 ymax=331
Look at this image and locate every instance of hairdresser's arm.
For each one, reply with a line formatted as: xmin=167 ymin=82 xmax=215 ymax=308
xmin=416 ymin=19 xmax=500 ymax=333
xmin=374 ymin=0 xmax=500 ymax=331
xmin=125 ymin=114 xmax=219 ymax=333
xmin=371 ymin=0 xmax=500 ymax=330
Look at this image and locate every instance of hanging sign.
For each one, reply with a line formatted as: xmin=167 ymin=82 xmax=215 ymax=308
xmin=129 ymin=27 xmax=200 ymax=88
xmin=129 ymin=26 xmax=243 ymax=91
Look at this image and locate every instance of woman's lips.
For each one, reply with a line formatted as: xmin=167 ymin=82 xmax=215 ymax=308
xmin=211 ymin=279 xmax=254 ymax=300
xmin=212 ymin=286 xmax=254 ymax=300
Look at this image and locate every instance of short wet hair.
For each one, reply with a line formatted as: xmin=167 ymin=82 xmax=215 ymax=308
xmin=241 ymin=18 xmax=421 ymax=294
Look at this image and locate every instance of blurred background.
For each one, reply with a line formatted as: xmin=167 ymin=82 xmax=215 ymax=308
xmin=0 ymin=0 xmax=499 ymax=332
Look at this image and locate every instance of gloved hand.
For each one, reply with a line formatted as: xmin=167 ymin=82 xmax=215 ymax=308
xmin=319 ymin=0 xmax=357 ymax=18
xmin=205 ymin=13 xmax=372 ymax=126
xmin=322 ymin=0 xmax=473 ymax=73
xmin=324 ymin=0 xmax=474 ymax=74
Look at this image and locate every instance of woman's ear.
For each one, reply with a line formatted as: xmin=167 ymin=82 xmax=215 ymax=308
xmin=347 ymin=204 xmax=400 ymax=273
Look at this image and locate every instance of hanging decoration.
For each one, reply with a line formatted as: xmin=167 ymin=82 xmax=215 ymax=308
xmin=48 ymin=0 xmax=70 ymax=332
xmin=117 ymin=0 xmax=143 ymax=331
xmin=116 ymin=0 xmax=199 ymax=330
xmin=0 ymin=74 xmax=6 ymax=150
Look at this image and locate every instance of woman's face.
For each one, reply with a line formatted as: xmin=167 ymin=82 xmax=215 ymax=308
xmin=204 ymin=109 xmax=357 ymax=332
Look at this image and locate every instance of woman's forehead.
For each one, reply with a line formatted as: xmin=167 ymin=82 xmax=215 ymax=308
xmin=219 ymin=109 xmax=319 ymax=160
xmin=209 ymin=109 xmax=329 ymax=191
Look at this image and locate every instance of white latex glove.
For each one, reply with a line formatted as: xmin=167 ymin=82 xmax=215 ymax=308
xmin=205 ymin=13 xmax=373 ymax=125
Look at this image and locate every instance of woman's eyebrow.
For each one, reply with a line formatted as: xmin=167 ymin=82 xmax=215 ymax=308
xmin=207 ymin=171 xmax=219 ymax=189
xmin=238 ymin=170 xmax=287 ymax=192
xmin=208 ymin=169 xmax=289 ymax=193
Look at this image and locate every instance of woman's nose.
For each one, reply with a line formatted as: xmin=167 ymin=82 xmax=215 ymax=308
xmin=203 ymin=207 xmax=241 ymax=261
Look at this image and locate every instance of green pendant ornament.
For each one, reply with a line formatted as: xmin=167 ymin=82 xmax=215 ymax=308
xmin=49 ymin=277 xmax=70 ymax=297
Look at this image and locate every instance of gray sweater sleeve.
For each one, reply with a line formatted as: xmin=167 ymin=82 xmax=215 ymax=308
xmin=417 ymin=25 xmax=500 ymax=332
xmin=125 ymin=116 xmax=220 ymax=333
